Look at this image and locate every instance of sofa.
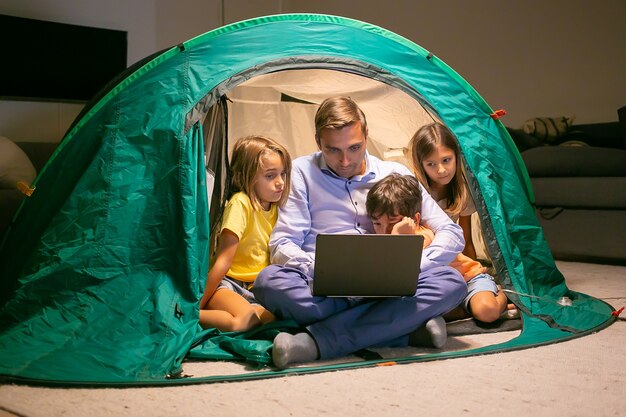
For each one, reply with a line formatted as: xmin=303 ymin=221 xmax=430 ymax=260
xmin=0 ymin=138 xmax=58 ymax=239
xmin=508 ymin=107 xmax=626 ymax=265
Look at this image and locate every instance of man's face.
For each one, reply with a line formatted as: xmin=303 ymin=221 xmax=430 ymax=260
xmin=317 ymin=122 xmax=367 ymax=179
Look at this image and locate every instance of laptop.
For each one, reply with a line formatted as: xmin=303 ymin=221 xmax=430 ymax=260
xmin=312 ymin=234 xmax=424 ymax=297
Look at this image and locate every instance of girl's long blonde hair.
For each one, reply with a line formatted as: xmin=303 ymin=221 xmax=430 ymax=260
xmin=230 ymin=135 xmax=292 ymax=210
xmin=408 ymin=123 xmax=469 ymax=219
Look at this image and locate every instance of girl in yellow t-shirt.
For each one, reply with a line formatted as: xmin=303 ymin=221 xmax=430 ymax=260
xmin=199 ymin=136 xmax=291 ymax=332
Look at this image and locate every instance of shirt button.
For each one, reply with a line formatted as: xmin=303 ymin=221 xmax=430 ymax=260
xmin=357 ymin=222 xmax=360 ymax=227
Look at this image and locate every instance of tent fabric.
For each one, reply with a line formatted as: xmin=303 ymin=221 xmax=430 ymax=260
xmin=0 ymin=14 xmax=615 ymax=385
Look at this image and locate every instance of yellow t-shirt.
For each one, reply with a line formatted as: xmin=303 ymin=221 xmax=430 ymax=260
xmin=220 ymin=192 xmax=277 ymax=282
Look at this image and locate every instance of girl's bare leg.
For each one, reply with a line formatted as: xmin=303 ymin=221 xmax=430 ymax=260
xmin=469 ymin=290 xmax=509 ymax=323
xmin=199 ymin=289 xmax=262 ymax=332
xmin=254 ymin=305 xmax=276 ymax=324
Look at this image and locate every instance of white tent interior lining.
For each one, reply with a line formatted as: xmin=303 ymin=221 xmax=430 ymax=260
xmin=226 ymin=68 xmax=439 ymax=165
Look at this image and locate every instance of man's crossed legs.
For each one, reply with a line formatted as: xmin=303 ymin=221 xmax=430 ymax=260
xmin=253 ymin=265 xmax=467 ymax=368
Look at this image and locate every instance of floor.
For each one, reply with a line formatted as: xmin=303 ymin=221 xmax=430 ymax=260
xmin=0 ymin=261 xmax=624 ymax=417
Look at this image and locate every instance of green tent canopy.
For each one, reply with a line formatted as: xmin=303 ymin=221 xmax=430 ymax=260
xmin=0 ymin=14 xmax=615 ymax=386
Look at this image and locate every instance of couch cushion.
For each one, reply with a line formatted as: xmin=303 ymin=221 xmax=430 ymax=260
xmin=522 ymin=146 xmax=626 ymax=177
xmin=531 ymin=177 xmax=626 ymax=209
xmin=0 ymin=136 xmax=37 ymax=190
xmin=536 ymin=208 xmax=626 ymax=263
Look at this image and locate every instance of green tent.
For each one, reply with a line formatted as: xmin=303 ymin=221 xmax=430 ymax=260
xmin=0 ymin=14 xmax=616 ymax=386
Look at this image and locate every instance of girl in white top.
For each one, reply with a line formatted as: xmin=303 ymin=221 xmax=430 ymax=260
xmin=408 ymin=122 xmax=477 ymax=259
xmin=199 ymin=135 xmax=291 ymax=332
xmin=408 ymin=123 xmax=516 ymax=321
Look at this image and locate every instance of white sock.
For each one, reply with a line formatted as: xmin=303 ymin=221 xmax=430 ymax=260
xmin=272 ymin=332 xmax=319 ymax=369
xmin=409 ymin=316 xmax=447 ymax=349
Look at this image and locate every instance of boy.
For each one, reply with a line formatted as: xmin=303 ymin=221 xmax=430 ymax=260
xmin=366 ymin=173 xmax=515 ymax=323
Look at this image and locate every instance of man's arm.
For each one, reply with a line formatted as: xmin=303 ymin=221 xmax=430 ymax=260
xmin=418 ymin=183 xmax=465 ymax=271
xmin=269 ymin=166 xmax=315 ymax=277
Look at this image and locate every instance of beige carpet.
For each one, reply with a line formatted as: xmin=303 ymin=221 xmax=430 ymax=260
xmin=1 ymin=261 xmax=625 ymax=417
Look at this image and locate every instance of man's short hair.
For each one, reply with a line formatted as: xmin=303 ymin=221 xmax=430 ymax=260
xmin=366 ymin=173 xmax=422 ymax=219
xmin=314 ymin=96 xmax=368 ymax=142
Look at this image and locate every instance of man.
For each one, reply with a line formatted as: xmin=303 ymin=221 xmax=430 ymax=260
xmin=253 ymin=96 xmax=466 ymax=368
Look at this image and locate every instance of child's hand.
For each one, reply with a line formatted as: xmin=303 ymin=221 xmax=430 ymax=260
xmin=391 ymin=217 xmax=417 ymax=235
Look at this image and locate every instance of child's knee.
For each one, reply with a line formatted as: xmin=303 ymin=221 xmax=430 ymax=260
xmin=470 ymin=296 xmax=503 ymax=323
xmin=229 ymin=310 xmax=261 ymax=332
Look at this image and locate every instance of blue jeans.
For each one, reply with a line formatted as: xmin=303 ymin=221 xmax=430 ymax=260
xmin=253 ymin=265 xmax=467 ymax=359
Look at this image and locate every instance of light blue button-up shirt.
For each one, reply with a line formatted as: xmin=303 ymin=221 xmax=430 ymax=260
xmin=269 ymin=151 xmax=464 ymax=277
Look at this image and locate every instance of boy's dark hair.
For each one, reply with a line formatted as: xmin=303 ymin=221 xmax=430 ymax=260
xmin=366 ymin=173 xmax=423 ymax=219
